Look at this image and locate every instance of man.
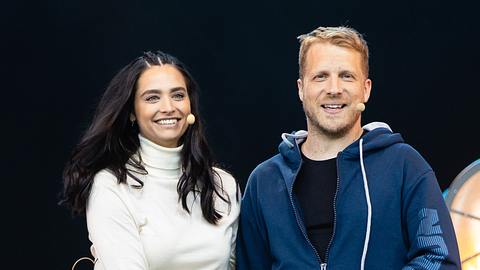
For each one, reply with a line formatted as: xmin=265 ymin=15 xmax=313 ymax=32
xmin=237 ymin=26 xmax=460 ymax=269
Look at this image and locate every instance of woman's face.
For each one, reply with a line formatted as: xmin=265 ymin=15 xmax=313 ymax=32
xmin=133 ymin=64 xmax=191 ymax=148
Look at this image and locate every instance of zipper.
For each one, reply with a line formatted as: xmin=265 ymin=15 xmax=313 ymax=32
xmin=289 ymin=159 xmax=323 ymax=268
xmin=323 ymin=152 xmax=342 ymax=266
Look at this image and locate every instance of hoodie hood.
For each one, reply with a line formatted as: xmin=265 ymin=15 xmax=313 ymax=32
xmin=279 ymin=122 xmax=404 ymax=165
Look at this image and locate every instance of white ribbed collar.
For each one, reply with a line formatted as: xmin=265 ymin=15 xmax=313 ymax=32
xmin=138 ymin=134 xmax=183 ymax=170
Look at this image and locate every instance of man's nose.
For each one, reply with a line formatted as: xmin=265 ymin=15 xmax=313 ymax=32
xmin=325 ymin=78 xmax=343 ymax=95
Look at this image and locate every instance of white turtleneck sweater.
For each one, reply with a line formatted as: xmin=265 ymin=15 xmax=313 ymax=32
xmin=86 ymin=135 xmax=240 ymax=270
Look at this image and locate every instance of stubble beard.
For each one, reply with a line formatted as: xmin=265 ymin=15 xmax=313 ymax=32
xmin=304 ymin=104 xmax=360 ymax=139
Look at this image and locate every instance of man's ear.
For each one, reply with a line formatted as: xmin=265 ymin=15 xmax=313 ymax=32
xmin=297 ymin=78 xmax=304 ymax=102
xmin=363 ymin=78 xmax=372 ymax=103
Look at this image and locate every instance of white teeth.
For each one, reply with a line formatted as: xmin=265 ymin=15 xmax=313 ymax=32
xmin=323 ymin=104 xmax=343 ymax=109
xmin=157 ymin=119 xmax=177 ymax=125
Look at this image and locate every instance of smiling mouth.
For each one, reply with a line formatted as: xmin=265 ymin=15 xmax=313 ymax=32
xmin=154 ymin=118 xmax=180 ymax=125
xmin=321 ymin=104 xmax=347 ymax=109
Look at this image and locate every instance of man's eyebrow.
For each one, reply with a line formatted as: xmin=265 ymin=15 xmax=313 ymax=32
xmin=339 ymin=70 xmax=358 ymax=76
xmin=312 ymin=70 xmax=329 ymax=76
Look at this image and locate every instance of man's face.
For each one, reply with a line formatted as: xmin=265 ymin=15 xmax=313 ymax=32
xmin=297 ymin=42 xmax=371 ymax=138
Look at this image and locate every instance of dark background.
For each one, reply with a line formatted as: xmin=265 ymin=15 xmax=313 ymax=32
xmin=3 ymin=0 xmax=479 ymax=269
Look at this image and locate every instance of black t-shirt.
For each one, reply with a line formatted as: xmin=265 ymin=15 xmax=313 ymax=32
xmin=294 ymin=152 xmax=337 ymax=262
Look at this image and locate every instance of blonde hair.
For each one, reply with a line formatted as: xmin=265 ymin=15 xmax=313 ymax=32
xmin=297 ymin=26 xmax=369 ymax=79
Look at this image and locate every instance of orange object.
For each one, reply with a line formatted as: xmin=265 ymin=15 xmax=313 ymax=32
xmin=445 ymin=160 xmax=480 ymax=269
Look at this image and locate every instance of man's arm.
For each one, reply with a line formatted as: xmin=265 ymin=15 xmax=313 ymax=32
xmin=401 ymin=168 xmax=461 ymax=270
xmin=236 ymin=172 xmax=272 ymax=270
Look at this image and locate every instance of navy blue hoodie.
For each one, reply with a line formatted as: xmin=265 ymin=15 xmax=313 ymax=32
xmin=237 ymin=122 xmax=460 ymax=270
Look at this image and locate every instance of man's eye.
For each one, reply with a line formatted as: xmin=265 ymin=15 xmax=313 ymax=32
xmin=341 ymin=74 xmax=354 ymax=80
xmin=314 ymin=74 xmax=327 ymax=80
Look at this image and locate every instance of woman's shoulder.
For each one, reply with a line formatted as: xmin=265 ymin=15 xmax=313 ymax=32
xmin=92 ymin=169 xmax=118 ymax=187
xmin=91 ymin=169 xmax=134 ymax=193
xmin=93 ymin=169 xmax=117 ymax=186
xmin=92 ymin=169 xmax=140 ymax=188
xmin=213 ymin=167 xmax=238 ymax=194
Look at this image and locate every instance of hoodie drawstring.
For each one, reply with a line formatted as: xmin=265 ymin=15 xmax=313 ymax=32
xmin=281 ymin=130 xmax=308 ymax=148
xmin=359 ymin=138 xmax=372 ymax=270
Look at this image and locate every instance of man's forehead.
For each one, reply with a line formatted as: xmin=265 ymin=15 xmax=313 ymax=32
xmin=307 ymin=42 xmax=361 ymax=57
xmin=305 ymin=43 xmax=364 ymax=70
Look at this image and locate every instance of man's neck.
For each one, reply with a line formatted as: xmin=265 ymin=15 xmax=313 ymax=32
xmin=301 ymin=124 xmax=364 ymax=161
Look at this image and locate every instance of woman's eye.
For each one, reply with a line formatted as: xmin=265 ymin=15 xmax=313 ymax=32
xmin=145 ymin=95 xmax=160 ymax=102
xmin=172 ymin=93 xmax=185 ymax=100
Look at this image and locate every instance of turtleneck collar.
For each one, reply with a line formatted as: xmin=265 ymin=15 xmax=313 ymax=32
xmin=138 ymin=134 xmax=183 ymax=171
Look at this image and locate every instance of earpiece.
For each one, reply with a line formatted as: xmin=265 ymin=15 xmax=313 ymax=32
xmin=356 ymin=103 xmax=365 ymax=112
xmin=187 ymin=114 xmax=196 ymax=125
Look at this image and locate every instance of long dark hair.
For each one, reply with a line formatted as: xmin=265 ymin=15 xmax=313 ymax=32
xmin=60 ymin=51 xmax=230 ymax=224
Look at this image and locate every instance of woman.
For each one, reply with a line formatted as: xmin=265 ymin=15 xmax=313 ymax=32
xmin=61 ymin=51 xmax=240 ymax=270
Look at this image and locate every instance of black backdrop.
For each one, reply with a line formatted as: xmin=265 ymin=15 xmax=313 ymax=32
xmin=3 ymin=0 xmax=479 ymax=269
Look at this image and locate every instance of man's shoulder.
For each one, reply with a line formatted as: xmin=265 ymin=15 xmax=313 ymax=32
xmin=251 ymin=153 xmax=286 ymax=175
xmin=242 ymin=153 xmax=290 ymax=202
xmin=245 ymin=153 xmax=289 ymax=190
xmin=389 ymin=142 xmax=428 ymax=162
xmin=381 ymin=142 xmax=433 ymax=176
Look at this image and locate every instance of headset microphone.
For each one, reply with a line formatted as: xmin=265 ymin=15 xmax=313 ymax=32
xmin=356 ymin=103 xmax=365 ymax=112
xmin=187 ymin=114 xmax=196 ymax=125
